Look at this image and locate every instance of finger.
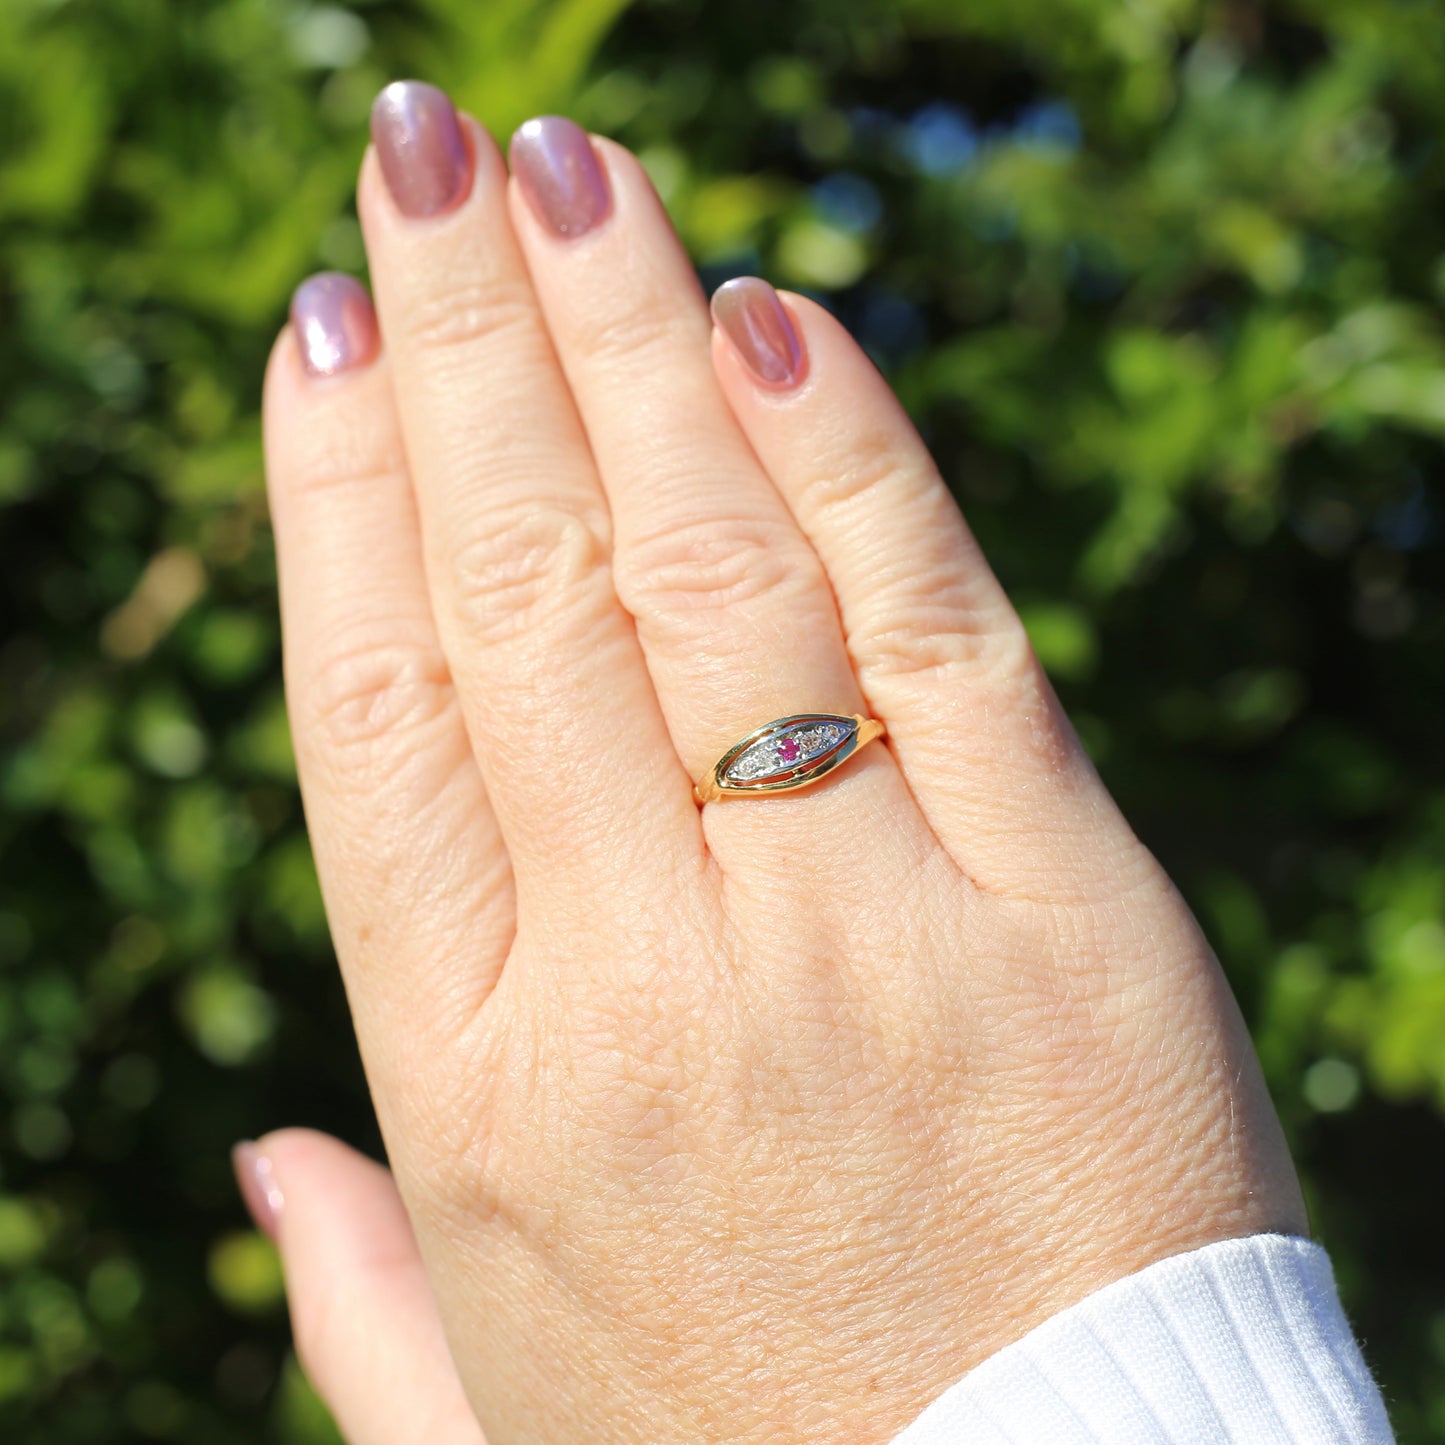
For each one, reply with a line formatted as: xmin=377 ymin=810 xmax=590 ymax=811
xmin=263 ymin=277 xmax=514 ymax=1052
xmin=506 ymin=121 xmax=929 ymax=870
xmin=358 ymin=84 xmax=699 ymax=897
xmin=234 ymin=1131 xmax=487 ymax=1445
xmin=711 ymin=285 xmax=1145 ymax=899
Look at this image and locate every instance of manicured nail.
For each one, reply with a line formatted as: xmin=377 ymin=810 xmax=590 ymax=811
xmin=370 ymin=80 xmax=471 ymax=218
xmin=711 ymin=278 xmax=806 ymax=390
xmin=290 ymin=273 xmax=380 ymax=378
xmin=232 ymin=1141 xmax=283 ymax=1241
xmin=509 ymin=116 xmax=611 ymax=239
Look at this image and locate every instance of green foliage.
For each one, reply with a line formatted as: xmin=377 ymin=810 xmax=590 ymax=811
xmin=2 ymin=0 xmax=1444 ymax=1437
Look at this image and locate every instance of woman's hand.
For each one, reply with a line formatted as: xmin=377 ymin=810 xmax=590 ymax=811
xmin=253 ymin=82 xmax=1307 ymax=1445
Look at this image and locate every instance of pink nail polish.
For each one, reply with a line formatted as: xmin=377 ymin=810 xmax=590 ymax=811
xmin=711 ymin=278 xmax=807 ymax=390
xmin=232 ymin=1141 xmax=283 ymax=1241
xmin=510 ymin=116 xmax=611 ymax=239
xmin=370 ymin=80 xmax=471 ymax=219
xmin=290 ymin=273 xmax=380 ymax=377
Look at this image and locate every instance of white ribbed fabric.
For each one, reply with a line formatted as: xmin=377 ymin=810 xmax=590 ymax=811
xmin=890 ymin=1235 xmax=1393 ymax=1444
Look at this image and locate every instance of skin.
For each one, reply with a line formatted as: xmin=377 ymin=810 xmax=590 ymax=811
xmin=258 ymin=104 xmax=1308 ymax=1445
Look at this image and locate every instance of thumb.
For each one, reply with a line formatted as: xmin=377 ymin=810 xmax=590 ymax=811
xmin=233 ymin=1128 xmax=487 ymax=1445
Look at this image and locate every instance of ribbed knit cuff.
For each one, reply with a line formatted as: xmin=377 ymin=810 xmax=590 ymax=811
xmin=890 ymin=1235 xmax=1393 ymax=1444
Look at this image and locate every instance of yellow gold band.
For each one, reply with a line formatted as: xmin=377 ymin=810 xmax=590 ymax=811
xmin=694 ymin=713 xmax=886 ymax=803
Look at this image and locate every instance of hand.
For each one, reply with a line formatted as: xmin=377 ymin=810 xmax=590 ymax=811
xmin=251 ymin=83 xmax=1307 ymax=1445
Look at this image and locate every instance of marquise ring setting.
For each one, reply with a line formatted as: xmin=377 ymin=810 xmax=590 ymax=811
xmin=693 ymin=713 xmax=886 ymax=803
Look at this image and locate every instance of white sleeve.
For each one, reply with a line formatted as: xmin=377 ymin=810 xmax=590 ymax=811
xmin=889 ymin=1234 xmax=1393 ymax=1444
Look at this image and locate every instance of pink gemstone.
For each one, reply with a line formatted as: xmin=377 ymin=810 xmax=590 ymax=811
xmin=776 ymin=736 xmax=801 ymax=765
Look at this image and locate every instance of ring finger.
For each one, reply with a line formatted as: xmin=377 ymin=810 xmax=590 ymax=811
xmin=506 ymin=121 xmax=929 ymax=869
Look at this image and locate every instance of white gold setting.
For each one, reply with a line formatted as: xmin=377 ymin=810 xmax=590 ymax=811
xmin=724 ymin=720 xmax=850 ymax=784
xmin=694 ymin=713 xmax=885 ymax=802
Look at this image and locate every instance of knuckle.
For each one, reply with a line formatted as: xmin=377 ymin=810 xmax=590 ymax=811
xmin=305 ymin=632 xmax=455 ymax=754
xmin=445 ymin=503 xmax=614 ymax=644
xmin=290 ymin=458 xmax=401 ymax=502
xmin=566 ymin=289 xmax=698 ymax=370
xmin=616 ymin=513 xmax=823 ymax=620
xmin=860 ymin=606 xmax=1037 ymax=691
xmin=795 ymin=423 xmax=923 ymax=519
xmin=285 ymin=429 xmax=406 ymax=500
xmin=400 ymin=276 xmax=542 ymax=359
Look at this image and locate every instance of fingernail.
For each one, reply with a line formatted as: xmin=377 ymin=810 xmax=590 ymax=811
xmin=232 ymin=1141 xmax=283 ymax=1241
xmin=509 ymin=116 xmax=611 ymax=239
xmin=711 ymin=278 xmax=806 ymax=390
xmin=290 ymin=273 xmax=380 ymax=378
xmin=370 ymin=80 xmax=471 ymax=219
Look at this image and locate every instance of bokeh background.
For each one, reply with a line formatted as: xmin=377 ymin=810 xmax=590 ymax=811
xmin=2 ymin=0 xmax=1444 ymax=1438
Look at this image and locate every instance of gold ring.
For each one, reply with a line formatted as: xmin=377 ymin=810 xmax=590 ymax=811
xmin=694 ymin=713 xmax=886 ymax=803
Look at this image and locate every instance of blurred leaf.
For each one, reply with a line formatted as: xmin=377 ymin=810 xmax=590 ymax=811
xmin=1017 ymin=599 xmax=1098 ymax=680
xmin=0 ymin=1199 xmax=49 ymax=1269
xmin=179 ymin=969 xmax=276 ymax=1067
xmin=208 ymin=1232 xmax=284 ymax=1316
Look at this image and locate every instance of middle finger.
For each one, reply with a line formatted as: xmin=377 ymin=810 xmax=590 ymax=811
xmin=359 ymin=84 xmax=700 ymax=898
